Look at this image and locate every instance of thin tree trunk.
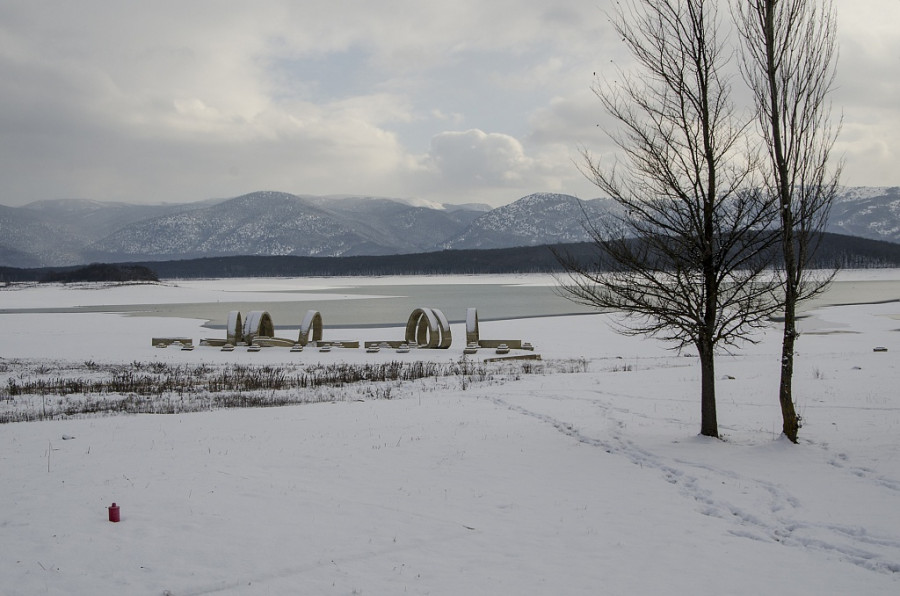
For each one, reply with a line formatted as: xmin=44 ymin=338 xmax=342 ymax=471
xmin=699 ymin=339 xmax=718 ymax=438
xmin=736 ymin=0 xmax=839 ymax=443
xmin=763 ymin=0 xmax=801 ymax=443
xmin=779 ymin=252 xmax=801 ymax=442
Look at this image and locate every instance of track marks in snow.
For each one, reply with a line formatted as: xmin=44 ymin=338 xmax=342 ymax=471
xmin=826 ymin=450 xmax=900 ymax=493
xmin=488 ymin=387 xmax=900 ymax=578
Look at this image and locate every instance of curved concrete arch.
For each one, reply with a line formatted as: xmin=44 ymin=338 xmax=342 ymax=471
xmin=405 ymin=308 xmax=438 ymax=348
xmin=226 ymin=310 xmax=243 ymax=345
xmin=404 ymin=307 xmax=452 ymax=349
xmin=431 ymin=308 xmax=452 ymax=349
xmin=243 ymin=310 xmax=274 ymax=344
xmin=298 ymin=310 xmax=323 ymax=346
xmin=465 ymin=307 xmax=479 ymax=345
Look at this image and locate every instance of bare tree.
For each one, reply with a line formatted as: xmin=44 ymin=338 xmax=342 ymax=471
xmin=735 ymin=0 xmax=841 ymax=443
xmin=556 ymin=0 xmax=780 ymax=438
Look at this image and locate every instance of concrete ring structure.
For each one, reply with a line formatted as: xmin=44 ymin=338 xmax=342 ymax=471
xmin=431 ymin=308 xmax=452 ymax=348
xmin=466 ymin=307 xmax=479 ymax=345
xmin=405 ymin=307 xmax=438 ymax=348
xmin=227 ymin=310 xmax=243 ymax=345
xmin=404 ymin=307 xmax=451 ymax=349
xmin=243 ymin=310 xmax=274 ymax=344
xmin=298 ymin=310 xmax=323 ymax=346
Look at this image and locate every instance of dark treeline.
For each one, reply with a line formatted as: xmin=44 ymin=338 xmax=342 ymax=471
xmin=142 ymin=243 xmax=587 ymax=278
xmin=1 ymin=262 xmax=159 ymax=283
xmin=1 ymin=233 xmax=898 ymax=282
xmin=40 ymin=263 xmax=159 ymax=283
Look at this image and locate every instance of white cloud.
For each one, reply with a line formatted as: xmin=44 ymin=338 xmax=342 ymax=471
xmin=410 ymin=128 xmax=597 ymax=205
xmin=828 ymin=1 xmax=900 ymax=186
xmin=427 ymin=130 xmax=533 ymax=185
xmin=0 ymin=0 xmax=894 ymax=208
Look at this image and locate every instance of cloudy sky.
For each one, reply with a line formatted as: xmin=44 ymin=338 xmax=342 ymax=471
xmin=0 ymin=0 xmax=897 ymax=208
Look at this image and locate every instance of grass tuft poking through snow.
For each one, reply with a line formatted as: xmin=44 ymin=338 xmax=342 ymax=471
xmin=2 ymin=358 xmax=575 ymax=423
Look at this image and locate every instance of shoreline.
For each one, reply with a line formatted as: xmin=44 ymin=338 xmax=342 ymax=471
xmin=1 ymin=270 xmax=897 ymax=326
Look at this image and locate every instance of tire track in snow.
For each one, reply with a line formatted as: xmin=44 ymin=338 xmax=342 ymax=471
xmin=487 ymin=390 xmax=900 ymax=576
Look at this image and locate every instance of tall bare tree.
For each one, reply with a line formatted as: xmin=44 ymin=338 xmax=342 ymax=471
xmin=556 ymin=0 xmax=780 ymax=438
xmin=735 ymin=0 xmax=841 ymax=443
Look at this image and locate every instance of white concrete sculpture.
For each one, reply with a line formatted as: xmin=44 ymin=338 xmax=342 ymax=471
xmin=243 ymin=310 xmax=274 ymax=345
xmin=466 ymin=307 xmax=479 ymax=345
xmin=298 ymin=310 xmax=323 ymax=346
xmin=226 ymin=310 xmax=243 ymax=345
xmin=404 ymin=307 xmax=452 ymax=349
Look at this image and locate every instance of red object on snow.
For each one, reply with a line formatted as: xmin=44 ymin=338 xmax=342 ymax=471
xmin=108 ymin=502 xmax=120 ymax=523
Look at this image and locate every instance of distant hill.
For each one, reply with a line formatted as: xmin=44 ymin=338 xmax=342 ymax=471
xmin=441 ymin=193 xmax=621 ymax=250
xmin=0 ymin=192 xmax=492 ymax=267
xmin=0 ymin=204 xmax=86 ymax=267
xmin=85 ymin=192 xmax=368 ymax=260
xmin=827 ymin=187 xmax=900 ymax=242
xmin=0 ymin=187 xmax=898 ymax=268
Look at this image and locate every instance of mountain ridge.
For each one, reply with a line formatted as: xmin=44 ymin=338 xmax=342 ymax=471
xmin=1 ymin=187 xmax=898 ymax=268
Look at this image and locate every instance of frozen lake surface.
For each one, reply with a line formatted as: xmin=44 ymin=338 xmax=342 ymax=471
xmin=2 ymin=270 xmax=899 ymax=329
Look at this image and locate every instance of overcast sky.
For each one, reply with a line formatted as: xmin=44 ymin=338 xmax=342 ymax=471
xmin=1 ymin=0 xmax=897 ymax=208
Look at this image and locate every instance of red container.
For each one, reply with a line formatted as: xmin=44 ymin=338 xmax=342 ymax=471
xmin=108 ymin=502 xmax=120 ymax=523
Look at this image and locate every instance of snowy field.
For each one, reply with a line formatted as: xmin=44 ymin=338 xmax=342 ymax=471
xmin=1 ymin=272 xmax=899 ymax=595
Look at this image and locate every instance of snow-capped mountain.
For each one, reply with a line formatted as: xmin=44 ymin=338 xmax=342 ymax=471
xmin=85 ymin=192 xmax=361 ymax=260
xmin=24 ymin=198 xmax=220 ymax=240
xmin=0 ymin=204 xmax=87 ymax=267
xmin=1 ymin=187 xmax=898 ymax=268
xmin=0 ymin=192 xmax=492 ymax=267
xmin=826 ymin=186 xmax=900 ymax=242
xmin=441 ymin=193 xmax=620 ymax=250
xmin=302 ymin=195 xmax=487 ymax=255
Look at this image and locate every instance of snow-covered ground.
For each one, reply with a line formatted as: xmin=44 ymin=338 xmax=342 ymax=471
xmin=1 ymin=272 xmax=899 ymax=595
